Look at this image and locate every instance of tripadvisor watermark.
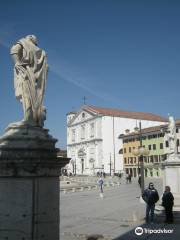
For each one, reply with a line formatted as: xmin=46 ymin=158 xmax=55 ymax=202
xmin=135 ymin=226 xmax=174 ymax=236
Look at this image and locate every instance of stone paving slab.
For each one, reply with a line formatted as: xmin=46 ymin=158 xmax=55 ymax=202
xmin=60 ymin=223 xmax=180 ymax=240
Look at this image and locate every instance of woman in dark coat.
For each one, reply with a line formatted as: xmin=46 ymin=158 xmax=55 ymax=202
xmin=162 ymin=186 xmax=174 ymax=223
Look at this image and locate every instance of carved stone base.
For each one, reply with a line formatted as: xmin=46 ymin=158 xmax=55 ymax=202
xmin=155 ymin=155 xmax=180 ymax=221
xmin=162 ymin=155 xmax=180 ymax=207
xmin=0 ymin=123 xmax=62 ymax=176
xmin=0 ymin=122 xmax=69 ymax=240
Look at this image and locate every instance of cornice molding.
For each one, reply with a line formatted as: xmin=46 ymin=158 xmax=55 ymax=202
xmin=67 ymin=138 xmax=102 ymax=147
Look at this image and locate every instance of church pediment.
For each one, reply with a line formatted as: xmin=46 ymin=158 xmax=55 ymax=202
xmin=68 ymin=108 xmax=97 ymax=126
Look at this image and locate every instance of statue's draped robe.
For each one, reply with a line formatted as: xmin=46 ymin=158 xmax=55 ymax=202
xmin=167 ymin=117 xmax=177 ymax=155
xmin=11 ymin=38 xmax=48 ymax=126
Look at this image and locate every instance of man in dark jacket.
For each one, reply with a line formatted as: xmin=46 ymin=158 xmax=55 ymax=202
xmin=162 ymin=186 xmax=174 ymax=223
xmin=142 ymin=182 xmax=159 ymax=223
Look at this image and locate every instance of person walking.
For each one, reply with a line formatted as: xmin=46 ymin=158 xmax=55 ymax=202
xmin=138 ymin=174 xmax=141 ymax=188
xmin=162 ymin=186 xmax=174 ymax=223
xmin=142 ymin=182 xmax=159 ymax=223
xmin=128 ymin=173 xmax=132 ymax=183
xmin=118 ymin=173 xmax=121 ymax=184
xmin=126 ymin=173 xmax=129 ymax=184
xmin=97 ymin=177 xmax=104 ymax=198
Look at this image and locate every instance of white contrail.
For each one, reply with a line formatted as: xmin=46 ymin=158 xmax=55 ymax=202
xmin=0 ymin=30 xmax=121 ymax=104
xmin=49 ymin=58 xmax=120 ymax=103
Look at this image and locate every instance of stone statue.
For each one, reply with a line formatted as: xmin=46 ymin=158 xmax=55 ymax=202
xmin=10 ymin=35 xmax=48 ymax=127
xmin=166 ymin=115 xmax=177 ymax=155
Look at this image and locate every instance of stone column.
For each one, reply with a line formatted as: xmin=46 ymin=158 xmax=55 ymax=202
xmin=155 ymin=154 xmax=180 ymax=219
xmin=0 ymin=123 xmax=68 ymax=240
xmin=162 ymin=155 xmax=180 ymax=208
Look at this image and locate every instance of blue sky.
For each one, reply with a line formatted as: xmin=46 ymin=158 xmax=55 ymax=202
xmin=0 ymin=0 xmax=180 ymax=148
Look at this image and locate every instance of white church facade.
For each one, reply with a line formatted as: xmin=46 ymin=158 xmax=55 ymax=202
xmin=67 ymin=105 xmax=167 ymax=175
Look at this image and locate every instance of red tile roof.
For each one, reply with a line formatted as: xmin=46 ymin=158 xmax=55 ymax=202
xmin=83 ymin=105 xmax=168 ymax=122
xmin=119 ymin=119 xmax=180 ymax=138
xmin=120 ymin=124 xmax=166 ymax=138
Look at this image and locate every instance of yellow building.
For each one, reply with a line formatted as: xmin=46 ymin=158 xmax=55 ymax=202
xmin=119 ymin=122 xmax=180 ymax=178
xmin=120 ymin=130 xmax=140 ymax=177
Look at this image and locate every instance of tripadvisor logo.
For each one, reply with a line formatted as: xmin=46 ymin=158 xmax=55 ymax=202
xmin=135 ymin=227 xmax=143 ymax=236
xmin=135 ymin=226 xmax=174 ymax=235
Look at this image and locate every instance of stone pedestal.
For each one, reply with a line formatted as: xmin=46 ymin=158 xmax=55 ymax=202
xmin=155 ymin=154 xmax=180 ymax=220
xmin=162 ymin=155 xmax=180 ymax=208
xmin=0 ymin=122 xmax=68 ymax=240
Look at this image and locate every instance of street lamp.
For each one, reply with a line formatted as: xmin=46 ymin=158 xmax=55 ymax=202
xmin=132 ymin=122 xmax=149 ymax=194
xmin=109 ymin=153 xmax=112 ymax=176
xmin=71 ymin=159 xmax=76 ymax=176
xmin=89 ymin=158 xmax=95 ymax=176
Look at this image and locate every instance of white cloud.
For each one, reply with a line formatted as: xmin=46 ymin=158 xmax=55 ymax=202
xmin=0 ymin=28 xmax=121 ymax=105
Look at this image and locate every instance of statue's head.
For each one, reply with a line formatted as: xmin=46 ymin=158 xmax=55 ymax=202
xmin=26 ymin=35 xmax=38 ymax=45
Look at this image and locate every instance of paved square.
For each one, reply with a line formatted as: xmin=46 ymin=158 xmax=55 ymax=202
xmin=60 ymin=178 xmax=166 ymax=239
